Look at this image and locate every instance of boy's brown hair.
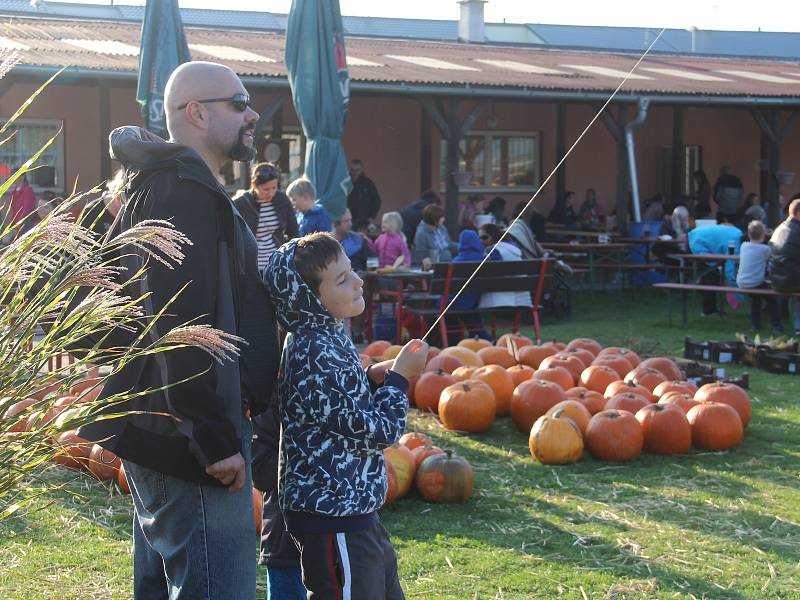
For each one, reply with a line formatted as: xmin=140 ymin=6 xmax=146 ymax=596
xmin=747 ymin=220 xmax=766 ymax=241
xmin=293 ymin=232 xmax=344 ymax=293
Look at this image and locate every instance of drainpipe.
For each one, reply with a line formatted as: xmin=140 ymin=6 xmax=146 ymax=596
xmin=625 ymin=97 xmax=650 ymax=222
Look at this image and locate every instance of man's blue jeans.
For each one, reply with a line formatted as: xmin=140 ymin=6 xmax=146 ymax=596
xmin=123 ymin=418 xmax=255 ymax=600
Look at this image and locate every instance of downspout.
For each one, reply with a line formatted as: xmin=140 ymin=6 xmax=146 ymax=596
xmin=625 ymin=97 xmax=650 ymax=222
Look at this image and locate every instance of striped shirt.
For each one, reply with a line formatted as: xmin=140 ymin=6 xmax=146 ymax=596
xmin=256 ymin=200 xmax=280 ymax=271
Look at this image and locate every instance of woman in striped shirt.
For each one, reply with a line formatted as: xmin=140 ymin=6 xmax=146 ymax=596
xmin=233 ymin=162 xmax=300 ymax=271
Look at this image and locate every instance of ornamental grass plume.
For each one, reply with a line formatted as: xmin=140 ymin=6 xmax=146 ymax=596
xmin=0 ymin=70 xmax=241 ymax=523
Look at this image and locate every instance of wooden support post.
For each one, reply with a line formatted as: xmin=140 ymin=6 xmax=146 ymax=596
xmin=420 ymin=105 xmax=432 ymax=193
xmin=555 ymin=102 xmax=566 ymax=205
xmin=98 ymin=81 xmax=111 ymax=182
xmin=671 ymin=106 xmax=684 ymax=203
xmin=599 ymin=104 xmax=630 ymax=232
xmin=751 ymin=107 xmax=799 ymax=225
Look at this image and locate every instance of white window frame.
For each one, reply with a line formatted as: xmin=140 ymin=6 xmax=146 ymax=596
xmin=0 ymin=118 xmax=65 ymax=193
xmin=440 ymin=129 xmax=541 ymax=194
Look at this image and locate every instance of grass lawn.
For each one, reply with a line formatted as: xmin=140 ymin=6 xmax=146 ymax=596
xmin=2 ymin=289 xmax=799 ymax=599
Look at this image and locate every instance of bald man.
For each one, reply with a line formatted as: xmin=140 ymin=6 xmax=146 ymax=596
xmin=78 ymin=62 xmax=280 ymax=599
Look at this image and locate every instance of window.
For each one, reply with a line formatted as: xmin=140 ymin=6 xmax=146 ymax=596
xmin=0 ymin=119 xmax=64 ymax=191
xmin=440 ymin=131 xmax=540 ymax=192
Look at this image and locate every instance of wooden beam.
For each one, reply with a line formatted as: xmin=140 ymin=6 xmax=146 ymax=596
xmin=419 ymin=104 xmax=432 ymax=193
xmin=555 ymin=102 xmax=566 ymax=204
xmin=253 ymin=89 xmax=287 ymax=140
xmin=670 ymin=106 xmax=684 ymax=203
xmin=98 ymin=80 xmax=111 ymax=182
xmin=419 ymin=98 xmax=448 ymax=136
xmin=444 ymin=97 xmax=460 ymax=237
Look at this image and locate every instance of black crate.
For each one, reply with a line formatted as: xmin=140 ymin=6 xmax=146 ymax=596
xmin=758 ymin=350 xmax=800 ymax=375
xmin=707 ymin=341 xmax=741 ymax=364
xmin=691 ymin=372 xmax=750 ymax=390
xmin=684 ymin=337 xmax=711 ymax=361
xmin=683 ymin=338 xmax=741 ymax=364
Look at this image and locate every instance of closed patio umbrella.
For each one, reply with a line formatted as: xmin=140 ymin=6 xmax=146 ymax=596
xmin=285 ymin=0 xmax=352 ymax=220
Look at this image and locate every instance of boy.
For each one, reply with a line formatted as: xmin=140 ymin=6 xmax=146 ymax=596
xmin=263 ymin=232 xmax=427 ymax=600
xmin=737 ymin=220 xmax=782 ymax=332
xmin=286 ymin=176 xmax=332 ymax=235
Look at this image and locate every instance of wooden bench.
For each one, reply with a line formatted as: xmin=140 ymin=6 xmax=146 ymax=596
xmin=652 ymin=282 xmax=800 ymax=326
xmin=402 ymin=259 xmax=553 ymax=346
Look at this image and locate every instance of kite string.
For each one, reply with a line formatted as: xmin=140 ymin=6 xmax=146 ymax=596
xmin=420 ymin=28 xmax=667 ymax=343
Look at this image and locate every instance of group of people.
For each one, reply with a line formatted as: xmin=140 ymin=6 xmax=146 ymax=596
xmin=74 ymin=61 xmax=427 ymax=600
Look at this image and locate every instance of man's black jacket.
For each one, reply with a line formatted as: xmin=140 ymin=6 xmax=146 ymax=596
xmin=78 ymin=127 xmax=279 ymax=485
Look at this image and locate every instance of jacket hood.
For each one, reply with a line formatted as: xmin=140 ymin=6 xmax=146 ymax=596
xmin=263 ymin=239 xmax=340 ymax=333
xmin=109 ymin=126 xmax=212 ymax=177
xmin=456 ymin=229 xmax=485 ymax=259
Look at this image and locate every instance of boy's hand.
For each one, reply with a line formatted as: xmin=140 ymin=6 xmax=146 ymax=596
xmin=206 ymin=452 xmax=246 ymax=493
xmin=367 ymin=360 xmax=393 ymax=384
xmin=391 ymin=339 xmax=429 ymax=381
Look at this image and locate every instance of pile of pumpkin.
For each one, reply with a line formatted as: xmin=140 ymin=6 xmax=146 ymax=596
xmin=383 ymin=431 xmax=473 ymax=505
xmin=361 ymin=335 xmax=750 ymax=464
xmin=2 ymin=373 xmax=134 ymax=491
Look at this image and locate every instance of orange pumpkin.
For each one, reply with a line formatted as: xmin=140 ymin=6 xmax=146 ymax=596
xmin=566 ymin=337 xmax=603 ymax=357
xmin=53 ymin=431 xmax=92 ymax=469
xmin=458 ymin=337 xmax=492 ymax=352
xmin=624 ymin=366 xmax=667 ymax=392
xmin=605 ymin=392 xmax=651 ymax=415
xmin=579 ymin=365 xmax=620 ymax=394
xmin=424 ymin=354 xmax=464 ymax=374
xmin=517 ymin=345 xmax=557 ymax=369
xmin=597 ymin=347 xmax=641 ymax=368
xmin=540 ymin=354 xmax=582 ymax=383
xmin=510 ymin=379 xmax=565 ymax=433
xmin=591 ymin=354 xmax=634 ymax=379
xmin=383 ymin=444 xmax=416 ymax=498
xmin=426 ymin=346 xmax=441 ymax=362
xmin=438 ymin=380 xmax=496 ymax=433
xmin=440 ymin=346 xmax=484 ymax=367
xmin=560 ymin=347 xmax=595 ymax=369
xmin=657 ymin=392 xmax=699 ymax=414
xmin=639 ymin=357 xmax=683 ymax=381
xmin=635 ymin=404 xmax=691 ymax=455
xmin=398 ymin=431 xmax=433 ymax=450
xmin=476 ymin=346 xmax=517 ymax=369
xmin=694 ymin=382 xmax=752 ymax=428
xmin=384 ymin=460 xmax=399 ymax=506
xmin=495 ymin=333 xmax=533 ymax=350
xmin=686 ymin=401 xmax=744 ymax=451
xmin=565 ymin=387 xmax=606 ymax=415
xmin=415 ymin=450 xmax=473 ymax=503
xmin=604 ymin=380 xmax=653 ymax=402
xmin=30 ymin=380 xmax=61 ymax=401
xmin=252 ymin=487 xmax=263 ymax=532
xmin=414 ymin=370 xmax=456 ymax=414
xmin=652 ymin=380 xmax=698 ymax=399
xmin=3 ymin=398 xmax=37 ymax=433
xmin=532 ymin=366 xmax=573 ymax=392
xmin=381 ymin=345 xmax=403 ymax=360
xmin=360 ymin=353 xmax=376 ymax=369
xmin=451 ymin=366 xmax=477 ymax=381
xmin=410 ymin=443 xmax=445 ymax=469
xmin=407 ymin=376 xmax=419 ymax=406
xmin=546 ymin=400 xmax=592 ymax=435
xmin=87 ymin=444 xmax=121 ymax=481
xmin=69 ymin=377 xmax=103 ymax=403
xmin=364 ymin=340 xmax=391 ymax=357
xmin=507 ymin=364 xmax=535 ymax=387
xmin=529 ymin=415 xmax=583 ymax=464
xmin=585 ymin=410 xmax=643 ymax=461
xmin=471 ymin=364 xmax=515 ymax=416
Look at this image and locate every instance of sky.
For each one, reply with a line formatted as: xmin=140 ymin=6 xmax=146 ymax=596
xmin=55 ymin=0 xmax=800 ymax=33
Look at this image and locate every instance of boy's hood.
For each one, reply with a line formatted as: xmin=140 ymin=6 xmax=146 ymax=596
xmin=458 ymin=229 xmax=484 ymax=254
xmin=264 ymin=239 xmax=339 ymax=333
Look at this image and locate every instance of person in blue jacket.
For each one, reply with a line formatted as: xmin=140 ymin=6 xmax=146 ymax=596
xmin=263 ymin=232 xmax=427 ymax=599
xmin=687 ymin=215 xmax=743 ymax=315
xmin=286 ymin=176 xmax=332 ymax=235
xmin=442 ymin=229 xmax=492 ymax=343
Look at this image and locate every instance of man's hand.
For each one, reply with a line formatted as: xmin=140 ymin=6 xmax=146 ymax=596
xmin=205 ymin=452 xmax=246 ymax=493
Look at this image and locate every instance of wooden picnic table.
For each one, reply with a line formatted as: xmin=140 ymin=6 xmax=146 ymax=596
xmin=542 ymin=242 xmax=630 ymax=295
xmin=360 ymin=269 xmax=433 ymax=343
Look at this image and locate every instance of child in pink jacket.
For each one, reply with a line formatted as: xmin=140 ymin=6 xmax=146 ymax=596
xmin=373 ymin=212 xmax=411 ymax=268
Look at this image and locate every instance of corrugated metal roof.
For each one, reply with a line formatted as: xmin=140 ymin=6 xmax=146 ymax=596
xmin=1 ymin=17 xmax=798 ymax=100
xmin=2 ymin=1 xmax=799 ymax=60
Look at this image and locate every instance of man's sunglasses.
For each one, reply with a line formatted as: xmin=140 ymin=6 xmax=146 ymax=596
xmin=177 ymin=93 xmax=252 ymax=113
